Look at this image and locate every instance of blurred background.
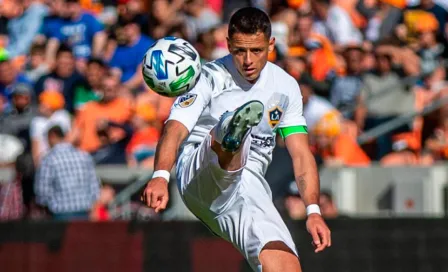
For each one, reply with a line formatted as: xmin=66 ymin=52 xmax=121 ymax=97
xmin=1 ymin=0 xmax=448 ymax=271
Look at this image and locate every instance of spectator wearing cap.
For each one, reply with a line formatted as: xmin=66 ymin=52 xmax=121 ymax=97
xmin=0 ymin=48 xmax=32 ymax=113
xmin=30 ymin=90 xmax=71 ymax=165
xmin=72 ymin=58 xmax=106 ymax=111
xmin=126 ymin=103 xmax=160 ymax=168
xmin=0 ymin=83 xmax=37 ymax=151
xmin=312 ymin=107 xmax=370 ymax=167
xmin=45 ymin=0 xmax=107 ymax=70
xmin=6 ymin=0 xmax=48 ymax=59
xmin=414 ymin=13 xmax=446 ymax=86
xmin=34 ymin=125 xmax=100 ymax=221
xmin=108 ymin=15 xmax=154 ymax=91
xmin=34 ymin=45 xmax=82 ymax=114
xmin=69 ymin=73 xmax=132 ymax=154
xmin=408 ymin=0 xmax=448 ymax=39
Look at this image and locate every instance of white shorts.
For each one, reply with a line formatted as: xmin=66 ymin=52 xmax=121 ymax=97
xmin=176 ymin=134 xmax=298 ymax=271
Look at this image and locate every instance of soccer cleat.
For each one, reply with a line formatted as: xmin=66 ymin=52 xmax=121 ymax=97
xmin=215 ymin=100 xmax=264 ymax=152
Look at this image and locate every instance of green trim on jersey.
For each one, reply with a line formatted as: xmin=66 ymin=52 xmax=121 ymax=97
xmin=278 ymin=126 xmax=308 ymax=139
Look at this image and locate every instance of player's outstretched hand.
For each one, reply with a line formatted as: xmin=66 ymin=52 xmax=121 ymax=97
xmin=306 ymin=214 xmax=331 ymax=253
xmin=141 ymin=177 xmax=169 ymax=213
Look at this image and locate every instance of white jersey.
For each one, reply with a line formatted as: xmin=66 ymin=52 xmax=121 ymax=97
xmin=168 ymin=54 xmax=306 ymax=176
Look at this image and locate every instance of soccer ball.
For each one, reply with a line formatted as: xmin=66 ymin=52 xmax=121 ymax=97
xmin=142 ymin=37 xmax=201 ymax=97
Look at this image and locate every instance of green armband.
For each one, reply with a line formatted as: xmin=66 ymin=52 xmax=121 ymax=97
xmin=278 ymin=126 xmax=308 ymax=139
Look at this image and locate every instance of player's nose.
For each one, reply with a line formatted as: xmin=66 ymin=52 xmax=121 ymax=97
xmin=244 ymin=53 xmax=252 ymax=66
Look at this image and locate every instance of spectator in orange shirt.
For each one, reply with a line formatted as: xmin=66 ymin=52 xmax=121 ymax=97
xmin=313 ymin=111 xmax=371 ymax=167
xmin=126 ymin=103 xmax=160 ymax=168
xmin=69 ymin=73 xmax=132 ymax=153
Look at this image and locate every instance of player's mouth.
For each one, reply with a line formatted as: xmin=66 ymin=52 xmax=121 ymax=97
xmin=244 ymin=67 xmax=256 ymax=76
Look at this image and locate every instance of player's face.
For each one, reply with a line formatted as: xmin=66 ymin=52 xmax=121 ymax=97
xmin=227 ymin=32 xmax=275 ymax=83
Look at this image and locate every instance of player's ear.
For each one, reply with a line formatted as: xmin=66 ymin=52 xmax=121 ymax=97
xmin=226 ymin=37 xmax=231 ymax=52
xmin=268 ymin=37 xmax=275 ymax=53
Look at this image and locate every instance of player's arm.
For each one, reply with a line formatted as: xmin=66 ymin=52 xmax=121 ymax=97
xmin=280 ymin=79 xmax=331 ymax=253
xmin=284 ymin=132 xmax=319 ymax=208
xmin=153 ymin=120 xmax=189 ymax=176
xmin=283 ymin=127 xmax=331 ymax=253
xmin=142 ymin=75 xmax=213 ymax=212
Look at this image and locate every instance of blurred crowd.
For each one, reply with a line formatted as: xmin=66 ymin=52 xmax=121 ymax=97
xmin=0 ymin=0 xmax=448 ymax=221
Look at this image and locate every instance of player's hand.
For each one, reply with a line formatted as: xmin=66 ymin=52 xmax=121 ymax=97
xmin=141 ymin=177 xmax=169 ymax=213
xmin=306 ymin=214 xmax=331 ymax=253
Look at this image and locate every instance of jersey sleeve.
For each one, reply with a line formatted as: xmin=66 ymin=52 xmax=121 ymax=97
xmin=166 ymin=75 xmax=212 ymax=132
xmin=278 ymin=79 xmax=307 ymax=128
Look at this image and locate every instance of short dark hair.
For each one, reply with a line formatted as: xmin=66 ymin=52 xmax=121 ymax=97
xmin=56 ymin=44 xmax=73 ymax=58
xmin=30 ymin=43 xmax=46 ymax=55
xmin=48 ymin=125 xmax=65 ymax=139
xmin=88 ymin=57 xmax=106 ymax=68
xmin=119 ymin=15 xmax=141 ymax=29
xmin=228 ymin=7 xmax=271 ymax=39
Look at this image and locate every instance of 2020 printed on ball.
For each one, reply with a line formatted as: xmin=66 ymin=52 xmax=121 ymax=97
xmin=142 ymin=37 xmax=202 ymax=97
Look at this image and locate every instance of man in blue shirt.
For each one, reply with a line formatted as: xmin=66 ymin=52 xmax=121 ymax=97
xmin=109 ymin=16 xmax=154 ymax=91
xmin=45 ymin=0 xmax=107 ymax=71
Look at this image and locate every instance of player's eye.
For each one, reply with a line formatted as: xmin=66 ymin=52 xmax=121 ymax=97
xmin=235 ymin=48 xmax=246 ymax=54
xmin=252 ymin=49 xmax=262 ymax=54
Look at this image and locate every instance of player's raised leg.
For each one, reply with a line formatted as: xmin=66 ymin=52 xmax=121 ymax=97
xmin=210 ymin=100 xmax=264 ymax=171
xmin=207 ymin=101 xmax=303 ymax=272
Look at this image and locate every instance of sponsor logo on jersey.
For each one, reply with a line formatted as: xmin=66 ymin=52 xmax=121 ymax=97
xmin=251 ymin=135 xmax=275 ymax=148
xmin=176 ymin=93 xmax=197 ymax=108
xmin=267 ymin=106 xmax=283 ymax=128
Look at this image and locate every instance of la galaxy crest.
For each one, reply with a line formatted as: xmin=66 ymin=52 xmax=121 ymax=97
xmin=268 ymin=106 xmax=283 ymax=128
xmin=176 ymin=93 xmax=197 ymax=108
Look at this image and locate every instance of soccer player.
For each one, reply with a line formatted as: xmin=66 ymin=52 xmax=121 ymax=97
xmin=142 ymin=7 xmax=331 ymax=271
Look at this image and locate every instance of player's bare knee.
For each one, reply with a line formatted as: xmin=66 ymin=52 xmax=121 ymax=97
xmin=211 ymin=140 xmax=244 ymax=171
xmin=259 ymin=241 xmax=301 ymax=272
